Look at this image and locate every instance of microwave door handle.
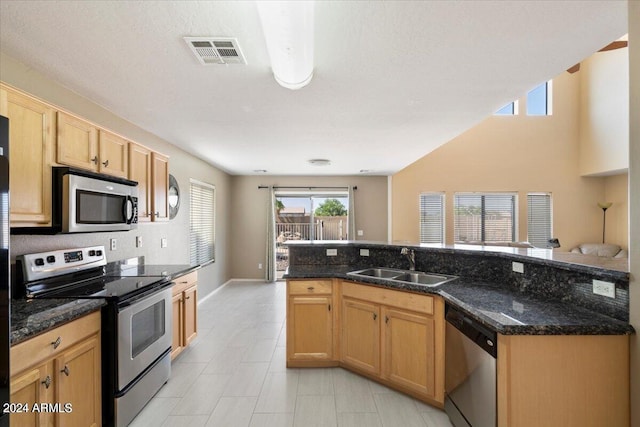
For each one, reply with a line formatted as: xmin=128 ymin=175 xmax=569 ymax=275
xmin=123 ymin=196 xmax=134 ymax=224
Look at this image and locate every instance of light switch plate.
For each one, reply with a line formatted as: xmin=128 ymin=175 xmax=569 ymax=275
xmin=326 ymin=249 xmax=338 ymax=256
xmin=136 ymin=236 xmax=143 ymax=248
xmin=357 ymin=230 xmax=364 ymax=236
xmin=593 ymin=280 xmax=615 ymax=298
xmin=360 ymin=249 xmax=370 ymax=257
xmin=512 ymin=262 xmax=524 ymax=274
xmin=161 ymin=238 xmax=167 ymax=248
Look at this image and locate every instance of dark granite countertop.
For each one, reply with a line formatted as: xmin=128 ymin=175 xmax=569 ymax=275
xmin=285 ymin=265 xmax=634 ymax=336
xmin=11 ymin=298 xmax=105 ymax=346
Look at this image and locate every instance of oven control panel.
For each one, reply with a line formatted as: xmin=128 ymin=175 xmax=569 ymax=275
xmin=18 ymin=245 xmax=107 ymax=282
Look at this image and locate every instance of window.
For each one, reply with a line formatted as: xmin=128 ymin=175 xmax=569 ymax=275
xmin=190 ymin=179 xmax=215 ymax=265
xmin=454 ymin=193 xmax=517 ymax=243
xmin=527 ymin=193 xmax=552 ymax=248
xmin=494 ymin=100 xmax=519 ymax=116
xmin=526 ymin=81 xmax=552 ymax=116
xmin=419 ymin=193 xmax=445 ymax=244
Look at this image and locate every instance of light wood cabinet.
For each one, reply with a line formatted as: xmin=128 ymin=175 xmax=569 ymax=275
xmin=129 ymin=143 xmax=169 ymax=223
xmin=171 ymin=271 xmax=198 ymax=360
xmin=286 ymin=279 xmax=337 ymax=367
xmin=340 ymin=281 xmax=444 ymax=405
xmin=129 ymin=142 xmax=152 ymax=221
xmin=497 ymin=334 xmax=629 ymax=427
xmin=57 ymin=113 xmax=129 ymax=179
xmin=10 ymin=311 xmax=101 ymax=427
xmin=57 ymin=112 xmax=99 ymax=171
xmin=0 ymin=84 xmax=54 ymax=227
xmin=151 ymin=152 xmax=169 ymax=221
xmin=341 ymin=298 xmax=380 ymax=375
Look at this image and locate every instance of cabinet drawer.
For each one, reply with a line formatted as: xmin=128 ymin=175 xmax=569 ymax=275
xmin=11 ymin=311 xmax=101 ymax=376
xmin=288 ymin=280 xmax=333 ymax=295
xmin=173 ymin=271 xmax=198 ymax=295
xmin=342 ymin=281 xmax=434 ymax=315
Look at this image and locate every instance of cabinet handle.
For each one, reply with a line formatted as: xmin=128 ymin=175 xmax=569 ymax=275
xmin=102 ymin=159 xmax=109 ymax=167
xmin=385 ymin=316 xmax=389 ymax=324
xmin=185 ymin=296 xmax=190 ymax=300
xmin=328 ymin=304 xmax=331 ymax=311
xmin=307 ymin=286 xmax=315 ymax=291
xmin=373 ymin=313 xmax=377 ymax=320
xmin=52 ymin=336 xmax=62 ymax=349
xmin=91 ymin=156 xmax=98 ymax=164
xmin=61 ymin=365 xmax=70 ymax=376
xmin=180 ymin=281 xmax=188 ymax=284
xmin=42 ymin=376 xmax=52 ymax=389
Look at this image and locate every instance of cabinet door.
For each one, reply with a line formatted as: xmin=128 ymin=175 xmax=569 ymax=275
xmin=54 ymin=336 xmax=101 ymax=427
xmin=98 ymin=129 xmax=128 ymax=178
xmin=57 ymin=112 xmax=98 ymax=171
xmin=151 ymin=152 xmax=169 ymax=221
xmin=9 ymin=362 xmax=53 ymax=427
xmin=129 ymin=142 xmax=152 ymax=222
xmin=171 ymin=292 xmax=184 ymax=360
xmin=183 ymin=285 xmax=198 ymax=346
xmin=341 ymin=298 xmax=380 ymax=375
xmin=287 ymin=295 xmax=333 ymax=361
xmin=0 ymin=86 xmax=54 ymax=226
xmin=381 ymin=307 xmax=435 ymax=398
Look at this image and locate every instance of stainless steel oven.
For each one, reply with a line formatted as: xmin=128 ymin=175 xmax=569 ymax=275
xmin=114 ymin=287 xmax=172 ymax=426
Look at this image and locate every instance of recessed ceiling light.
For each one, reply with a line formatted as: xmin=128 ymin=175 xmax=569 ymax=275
xmin=359 ymin=169 xmax=372 ymax=173
xmin=253 ymin=169 xmax=268 ymax=173
xmin=308 ymin=159 xmax=331 ymax=166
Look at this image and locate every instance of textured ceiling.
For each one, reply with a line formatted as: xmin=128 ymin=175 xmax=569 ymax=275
xmin=0 ymin=1 xmax=628 ymax=175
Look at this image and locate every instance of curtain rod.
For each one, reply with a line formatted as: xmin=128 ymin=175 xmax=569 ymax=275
xmin=257 ymin=185 xmax=357 ymax=190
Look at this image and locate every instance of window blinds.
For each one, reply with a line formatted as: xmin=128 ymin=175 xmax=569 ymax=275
xmin=527 ymin=193 xmax=552 ymax=248
xmin=454 ymin=193 xmax=516 ymax=243
xmin=419 ymin=193 xmax=444 ymax=244
xmin=190 ymin=179 xmax=215 ymax=265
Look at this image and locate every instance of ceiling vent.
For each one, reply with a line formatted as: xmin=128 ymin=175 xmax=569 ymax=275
xmin=183 ymin=37 xmax=246 ymax=65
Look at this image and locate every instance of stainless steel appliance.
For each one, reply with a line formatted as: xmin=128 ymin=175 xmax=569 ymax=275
xmin=445 ymin=304 xmax=497 ymax=427
xmin=17 ymin=246 xmax=172 ymax=427
xmin=0 ymin=115 xmax=11 ymax=427
xmin=14 ymin=167 xmax=139 ymax=234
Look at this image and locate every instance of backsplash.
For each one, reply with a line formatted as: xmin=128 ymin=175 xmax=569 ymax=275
xmin=287 ymin=242 xmax=630 ymax=322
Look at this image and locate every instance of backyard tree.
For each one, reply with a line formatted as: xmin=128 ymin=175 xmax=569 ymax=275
xmin=315 ymin=199 xmax=347 ymax=216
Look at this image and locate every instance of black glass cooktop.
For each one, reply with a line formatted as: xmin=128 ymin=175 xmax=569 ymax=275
xmin=26 ymin=275 xmax=170 ymax=300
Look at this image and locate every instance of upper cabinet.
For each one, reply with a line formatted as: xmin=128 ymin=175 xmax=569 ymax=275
xmin=57 ymin=113 xmax=129 ymax=178
xmin=1 ymin=83 xmax=169 ymax=228
xmin=0 ymin=85 xmax=54 ymax=227
xmin=152 ymin=152 xmax=169 ymax=222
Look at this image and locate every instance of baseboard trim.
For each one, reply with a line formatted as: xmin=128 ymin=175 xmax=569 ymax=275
xmin=198 ymin=278 xmax=278 ymax=305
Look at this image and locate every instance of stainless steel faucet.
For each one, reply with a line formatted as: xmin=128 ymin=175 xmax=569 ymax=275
xmin=401 ymin=247 xmax=416 ymax=271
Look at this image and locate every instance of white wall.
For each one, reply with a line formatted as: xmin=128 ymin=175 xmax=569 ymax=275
xmin=579 ymin=43 xmax=629 ymax=176
xmin=627 ymin=2 xmax=639 ymax=424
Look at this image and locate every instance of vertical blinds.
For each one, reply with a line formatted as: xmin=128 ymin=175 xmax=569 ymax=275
xmin=454 ymin=193 xmax=516 ymax=243
xmin=419 ymin=193 xmax=444 ymax=244
xmin=190 ymin=179 xmax=215 ymax=265
xmin=527 ymin=193 xmax=552 ymax=248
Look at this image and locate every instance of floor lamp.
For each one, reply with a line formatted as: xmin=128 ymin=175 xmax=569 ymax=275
xmin=598 ymin=202 xmax=613 ymax=243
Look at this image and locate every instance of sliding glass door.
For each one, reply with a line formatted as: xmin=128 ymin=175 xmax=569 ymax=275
xmin=275 ymin=191 xmax=349 ymax=277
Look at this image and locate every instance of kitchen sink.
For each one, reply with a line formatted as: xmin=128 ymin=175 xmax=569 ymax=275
xmin=347 ymin=268 xmax=457 ymax=287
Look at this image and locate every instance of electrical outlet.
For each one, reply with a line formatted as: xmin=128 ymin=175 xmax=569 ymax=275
xmin=360 ymin=249 xmax=370 ymax=257
xmin=136 ymin=236 xmax=143 ymax=248
xmin=258 ymin=263 xmax=263 ymax=270
xmin=593 ymin=280 xmax=615 ymax=298
xmin=110 ymin=238 xmax=117 ymax=251
xmin=512 ymin=262 xmax=524 ymax=274
xmin=357 ymin=230 xmax=364 ymax=236
xmin=326 ymin=249 xmax=337 ymax=256
xmin=161 ymin=238 xmax=167 ymax=248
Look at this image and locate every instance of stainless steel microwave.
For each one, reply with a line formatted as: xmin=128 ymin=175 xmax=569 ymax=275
xmin=55 ymin=167 xmax=138 ymax=233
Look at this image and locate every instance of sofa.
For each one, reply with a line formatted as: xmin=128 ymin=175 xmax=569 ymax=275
xmin=569 ymin=243 xmax=628 ymax=258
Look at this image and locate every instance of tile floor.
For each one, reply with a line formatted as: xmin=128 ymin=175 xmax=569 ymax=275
xmin=130 ymin=280 xmax=454 ymax=427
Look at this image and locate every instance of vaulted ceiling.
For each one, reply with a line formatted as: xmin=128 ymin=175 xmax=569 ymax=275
xmin=0 ymin=1 xmax=627 ymax=175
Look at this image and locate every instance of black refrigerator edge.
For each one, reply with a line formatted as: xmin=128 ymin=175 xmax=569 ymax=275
xmin=0 ymin=114 xmax=10 ymax=427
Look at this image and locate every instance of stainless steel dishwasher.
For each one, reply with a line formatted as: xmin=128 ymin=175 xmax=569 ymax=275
xmin=444 ymin=304 xmax=497 ymax=427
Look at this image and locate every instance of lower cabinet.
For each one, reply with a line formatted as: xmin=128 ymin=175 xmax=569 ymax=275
xmin=171 ymin=271 xmax=198 ymax=360
xmin=286 ymin=279 xmax=336 ymax=366
xmin=10 ymin=311 xmax=102 ymax=427
xmin=287 ymin=279 xmax=445 ymax=405
xmin=341 ymin=281 xmax=445 ymax=404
